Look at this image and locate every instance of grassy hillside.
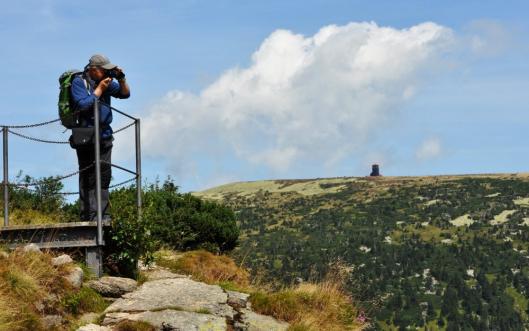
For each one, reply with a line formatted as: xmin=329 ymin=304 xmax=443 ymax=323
xmin=195 ymin=174 xmax=529 ymax=330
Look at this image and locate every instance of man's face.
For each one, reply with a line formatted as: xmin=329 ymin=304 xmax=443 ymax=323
xmin=88 ymin=67 xmax=106 ymax=81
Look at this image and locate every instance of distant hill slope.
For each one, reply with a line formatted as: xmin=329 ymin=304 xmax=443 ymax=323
xmin=194 ymin=173 xmax=529 ymax=330
xmin=195 ymin=173 xmax=529 ymax=199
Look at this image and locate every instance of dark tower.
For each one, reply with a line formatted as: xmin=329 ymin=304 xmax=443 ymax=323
xmin=370 ymin=164 xmax=380 ymax=176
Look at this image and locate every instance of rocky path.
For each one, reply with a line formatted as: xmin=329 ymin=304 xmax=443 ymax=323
xmin=79 ymin=268 xmax=289 ymax=331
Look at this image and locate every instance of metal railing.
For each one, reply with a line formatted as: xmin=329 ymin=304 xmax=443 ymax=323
xmin=1 ymin=101 xmax=142 ymax=246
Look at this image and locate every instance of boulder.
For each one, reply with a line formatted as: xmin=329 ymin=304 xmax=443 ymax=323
xmin=103 ymin=310 xmax=226 ymax=331
xmin=105 ymin=278 xmax=234 ymax=319
xmin=52 ymin=254 xmax=73 ymax=266
xmin=22 ymin=243 xmax=41 ymax=253
xmin=226 ymin=290 xmax=250 ymax=309
xmin=65 ymin=266 xmax=84 ymax=289
xmin=87 ymin=276 xmax=137 ymax=298
xmin=0 ymin=251 xmax=8 ymax=259
xmin=76 ymin=324 xmax=111 ymax=331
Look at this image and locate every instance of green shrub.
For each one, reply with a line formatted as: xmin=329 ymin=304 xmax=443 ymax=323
xmin=107 ymin=178 xmax=239 ymax=277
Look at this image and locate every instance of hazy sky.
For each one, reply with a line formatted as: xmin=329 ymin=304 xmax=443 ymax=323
xmin=1 ymin=0 xmax=528 ymax=193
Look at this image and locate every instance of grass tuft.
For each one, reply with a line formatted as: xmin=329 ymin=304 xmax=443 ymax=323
xmin=155 ymin=249 xmax=250 ymax=288
xmin=250 ymin=277 xmax=364 ymax=331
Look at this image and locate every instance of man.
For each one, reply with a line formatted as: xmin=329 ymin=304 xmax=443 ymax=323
xmin=70 ymin=54 xmax=130 ymax=221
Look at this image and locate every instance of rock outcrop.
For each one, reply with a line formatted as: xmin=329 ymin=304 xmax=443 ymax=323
xmin=78 ymin=268 xmax=289 ymax=331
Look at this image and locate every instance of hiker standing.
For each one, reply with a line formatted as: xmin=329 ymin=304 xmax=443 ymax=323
xmin=69 ymin=54 xmax=130 ymax=221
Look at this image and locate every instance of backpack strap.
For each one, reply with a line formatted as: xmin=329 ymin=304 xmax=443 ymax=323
xmin=71 ymin=73 xmax=93 ymax=127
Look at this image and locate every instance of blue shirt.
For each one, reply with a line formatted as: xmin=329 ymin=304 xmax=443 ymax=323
xmin=70 ymin=73 xmax=130 ymax=139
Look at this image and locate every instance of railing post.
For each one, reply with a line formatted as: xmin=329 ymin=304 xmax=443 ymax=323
xmin=2 ymin=127 xmax=8 ymax=227
xmin=135 ymin=119 xmax=142 ymax=218
xmin=92 ymin=101 xmax=103 ymax=278
xmin=93 ymin=101 xmax=103 ymax=246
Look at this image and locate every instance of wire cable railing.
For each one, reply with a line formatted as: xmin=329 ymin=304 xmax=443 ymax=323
xmin=1 ymin=101 xmax=142 ymax=244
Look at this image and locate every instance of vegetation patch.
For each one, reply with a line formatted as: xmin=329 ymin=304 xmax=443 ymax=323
xmin=449 ymin=214 xmax=475 ymax=227
xmin=513 ymin=197 xmax=529 ymax=207
xmin=490 ymin=209 xmax=517 ymax=225
xmin=62 ymin=286 xmax=108 ymax=315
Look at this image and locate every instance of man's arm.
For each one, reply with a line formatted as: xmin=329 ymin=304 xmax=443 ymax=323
xmin=71 ymin=76 xmax=97 ymax=110
xmin=109 ymin=67 xmax=130 ymax=99
xmin=117 ymin=77 xmax=130 ymax=98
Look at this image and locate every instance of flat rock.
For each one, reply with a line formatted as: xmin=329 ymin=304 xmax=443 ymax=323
xmin=76 ymin=324 xmax=111 ymax=331
xmin=144 ymin=268 xmax=189 ymax=281
xmin=66 ymin=266 xmax=84 ymax=289
xmin=105 ymin=278 xmax=234 ymax=319
xmin=52 ymin=254 xmax=73 ymax=266
xmin=239 ymin=309 xmax=289 ymax=331
xmin=103 ymin=310 xmax=226 ymax=331
xmin=87 ymin=276 xmax=137 ymax=298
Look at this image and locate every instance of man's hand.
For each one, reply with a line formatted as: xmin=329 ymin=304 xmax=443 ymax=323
xmin=93 ymin=77 xmax=112 ymax=97
xmin=114 ymin=67 xmax=126 ymax=80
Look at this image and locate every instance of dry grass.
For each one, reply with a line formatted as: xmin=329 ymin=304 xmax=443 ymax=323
xmin=155 ymin=249 xmax=250 ymax=289
xmin=0 ymin=249 xmax=107 ymax=330
xmin=0 ymin=250 xmax=69 ymax=330
xmin=250 ymin=280 xmax=365 ymax=331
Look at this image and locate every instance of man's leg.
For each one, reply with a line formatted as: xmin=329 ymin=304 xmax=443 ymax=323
xmin=100 ymin=140 xmax=113 ymax=219
xmin=76 ymin=146 xmax=95 ymax=221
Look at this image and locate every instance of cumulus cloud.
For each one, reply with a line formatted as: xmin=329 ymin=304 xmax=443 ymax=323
xmin=416 ymin=137 xmax=443 ymax=161
xmin=135 ymin=22 xmax=454 ymax=181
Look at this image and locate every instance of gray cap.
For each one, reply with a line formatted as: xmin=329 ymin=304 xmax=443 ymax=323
xmin=88 ymin=54 xmax=116 ymax=69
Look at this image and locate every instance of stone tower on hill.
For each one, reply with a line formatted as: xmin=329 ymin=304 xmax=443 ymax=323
xmin=370 ymin=164 xmax=380 ymax=176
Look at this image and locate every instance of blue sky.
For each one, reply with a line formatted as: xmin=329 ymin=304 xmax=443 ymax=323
xmin=1 ymin=0 xmax=528 ymax=194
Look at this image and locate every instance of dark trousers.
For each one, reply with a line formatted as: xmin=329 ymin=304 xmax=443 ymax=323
xmin=76 ymin=139 xmax=113 ymax=221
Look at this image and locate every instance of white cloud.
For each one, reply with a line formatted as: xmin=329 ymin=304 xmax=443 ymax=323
xmin=134 ymin=21 xmax=454 ymax=180
xmin=416 ymin=137 xmax=443 ymax=161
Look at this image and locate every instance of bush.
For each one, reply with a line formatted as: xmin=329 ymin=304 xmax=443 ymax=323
xmin=107 ymin=178 xmax=239 ymax=277
xmin=146 ymin=183 xmax=239 ymax=252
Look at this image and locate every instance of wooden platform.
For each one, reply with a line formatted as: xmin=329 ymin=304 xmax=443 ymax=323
xmin=0 ymin=221 xmax=111 ymax=277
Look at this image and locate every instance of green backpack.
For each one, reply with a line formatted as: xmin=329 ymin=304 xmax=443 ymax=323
xmin=58 ymin=70 xmax=88 ymax=128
